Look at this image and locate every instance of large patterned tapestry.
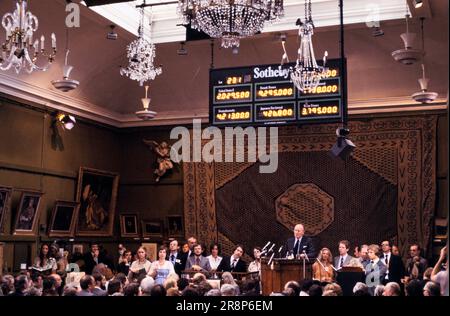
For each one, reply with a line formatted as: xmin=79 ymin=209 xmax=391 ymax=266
xmin=183 ymin=115 xmax=437 ymax=260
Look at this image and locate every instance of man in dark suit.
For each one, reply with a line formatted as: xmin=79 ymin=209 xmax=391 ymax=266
xmin=285 ymin=224 xmax=316 ymax=259
xmin=185 ymin=244 xmax=211 ymax=272
xmin=167 ymin=239 xmax=189 ymax=276
xmin=217 ymin=245 xmax=247 ymax=273
xmin=83 ymin=243 xmax=108 ymax=275
xmin=380 ymin=240 xmax=405 ymax=285
xmin=176 ymin=236 xmax=197 ymax=275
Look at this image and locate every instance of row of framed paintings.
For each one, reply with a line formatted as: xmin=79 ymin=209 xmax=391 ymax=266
xmin=120 ymin=214 xmax=184 ymax=239
xmin=1 ymin=167 xmax=119 ymax=237
xmin=1 ymin=167 xmax=184 ymax=238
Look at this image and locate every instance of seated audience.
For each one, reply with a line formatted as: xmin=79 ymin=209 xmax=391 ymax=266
xmin=123 ymin=283 xmax=140 ymax=296
xmin=76 ymin=275 xmax=95 ymax=296
xmin=373 ymin=284 xmax=385 ymax=296
xmin=431 ymin=245 xmax=448 ymax=296
xmin=149 ymin=246 xmax=175 ymax=285
xmin=405 ymin=244 xmax=428 ymax=282
xmin=107 ymin=278 xmax=123 ymax=296
xmin=283 ymin=281 xmax=301 ymax=297
xmin=150 ymin=284 xmax=167 ymax=297
xmin=140 ymin=276 xmax=155 ymax=296
xmin=185 ymin=244 xmax=211 ymax=272
xmin=83 ymin=243 xmax=110 ymax=275
xmin=207 ymin=243 xmax=223 ymax=274
xmin=128 ymin=246 xmax=151 ymax=283
xmin=382 ymin=282 xmax=401 ymax=296
xmin=221 ymin=284 xmax=238 ymax=296
xmin=217 ymin=245 xmax=247 ymax=273
xmin=117 ymin=250 xmax=132 ymax=276
xmin=33 ymin=244 xmax=57 ymax=274
xmin=323 ymin=283 xmax=343 ymax=296
xmin=248 ymin=247 xmax=262 ymax=274
xmin=405 ymin=279 xmax=424 ymax=296
xmin=423 ymin=281 xmax=441 ymax=296
xmin=92 ymin=273 xmax=107 ymax=296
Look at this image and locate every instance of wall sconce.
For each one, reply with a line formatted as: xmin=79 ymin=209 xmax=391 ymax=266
xmin=56 ymin=113 xmax=76 ymax=130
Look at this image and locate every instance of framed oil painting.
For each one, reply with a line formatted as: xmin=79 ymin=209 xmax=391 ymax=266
xmin=167 ymin=215 xmax=184 ymax=238
xmin=13 ymin=191 xmax=43 ymax=236
xmin=48 ymin=201 xmax=80 ymax=237
xmin=141 ymin=220 xmax=163 ymax=238
xmin=141 ymin=243 xmax=157 ymax=262
xmin=120 ymin=213 xmax=139 ymax=238
xmin=0 ymin=186 xmax=13 ymax=234
xmin=76 ymin=167 xmax=120 ymax=236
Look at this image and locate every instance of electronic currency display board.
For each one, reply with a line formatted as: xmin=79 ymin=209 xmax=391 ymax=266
xmin=210 ymin=59 xmax=345 ymax=126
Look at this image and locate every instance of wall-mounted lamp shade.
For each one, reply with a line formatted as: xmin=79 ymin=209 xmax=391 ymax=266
xmin=57 ymin=113 xmax=76 ymax=130
xmin=414 ymin=0 xmax=423 ymax=9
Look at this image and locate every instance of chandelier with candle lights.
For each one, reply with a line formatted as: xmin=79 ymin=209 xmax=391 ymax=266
xmin=177 ymin=0 xmax=284 ymax=49
xmin=120 ymin=6 xmax=161 ymax=86
xmin=1 ymin=0 xmax=56 ymax=74
xmin=290 ymin=0 xmax=328 ymax=92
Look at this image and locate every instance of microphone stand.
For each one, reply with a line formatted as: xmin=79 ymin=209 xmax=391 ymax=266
xmin=302 ymin=250 xmax=310 ymax=280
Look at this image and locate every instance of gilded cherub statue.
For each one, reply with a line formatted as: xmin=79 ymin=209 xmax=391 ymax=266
xmin=143 ymin=139 xmax=175 ymax=182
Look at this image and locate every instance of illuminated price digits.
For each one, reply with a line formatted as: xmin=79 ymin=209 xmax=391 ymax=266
xmin=262 ymin=109 xmax=293 ymax=118
xmin=216 ymin=91 xmax=250 ymax=101
xmin=301 ymin=106 xmax=338 ymax=116
xmin=216 ymin=111 xmax=250 ymax=121
xmin=324 ymin=69 xmax=338 ymax=78
xmin=306 ymin=85 xmax=338 ymax=94
xmin=257 ymin=88 xmax=293 ymax=98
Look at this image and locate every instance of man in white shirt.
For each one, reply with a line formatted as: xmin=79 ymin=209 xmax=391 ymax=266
xmin=285 ymin=224 xmax=316 ymax=259
xmin=334 ymin=240 xmax=354 ymax=269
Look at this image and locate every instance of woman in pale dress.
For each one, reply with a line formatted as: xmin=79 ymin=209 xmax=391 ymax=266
xmin=149 ymin=246 xmax=175 ymax=285
xmin=248 ymin=247 xmax=262 ymax=274
xmin=127 ymin=246 xmax=151 ymax=283
xmin=207 ymin=243 xmax=223 ymax=272
xmin=312 ymin=247 xmax=335 ymax=283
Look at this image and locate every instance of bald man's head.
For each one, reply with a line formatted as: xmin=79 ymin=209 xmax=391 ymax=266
xmin=294 ymin=224 xmax=305 ymax=239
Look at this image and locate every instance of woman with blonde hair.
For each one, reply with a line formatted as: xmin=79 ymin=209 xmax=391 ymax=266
xmin=312 ymin=248 xmax=335 ymax=282
xmin=128 ymin=246 xmax=151 ymax=283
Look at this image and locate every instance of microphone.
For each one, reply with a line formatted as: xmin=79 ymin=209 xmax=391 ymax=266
xmin=262 ymin=241 xmax=271 ymax=252
xmin=267 ymin=253 xmax=275 ymax=266
xmin=268 ymin=243 xmax=276 ymax=253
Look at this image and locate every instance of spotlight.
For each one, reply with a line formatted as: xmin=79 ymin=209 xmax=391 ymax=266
xmin=177 ymin=42 xmax=187 ymax=56
xmin=107 ymin=25 xmax=118 ymax=40
xmin=414 ymin=0 xmax=423 ymax=9
xmin=56 ymin=113 xmax=76 ymax=130
xmin=330 ymin=128 xmax=356 ymax=160
xmin=372 ymin=26 xmax=384 ymax=37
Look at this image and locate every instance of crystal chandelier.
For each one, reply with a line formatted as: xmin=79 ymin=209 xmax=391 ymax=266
xmin=120 ymin=7 xmax=161 ymax=86
xmin=290 ymin=0 xmax=328 ymax=92
xmin=1 ymin=0 xmax=56 ymax=74
xmin=177 ymin=0 xmax=284 ymax=49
